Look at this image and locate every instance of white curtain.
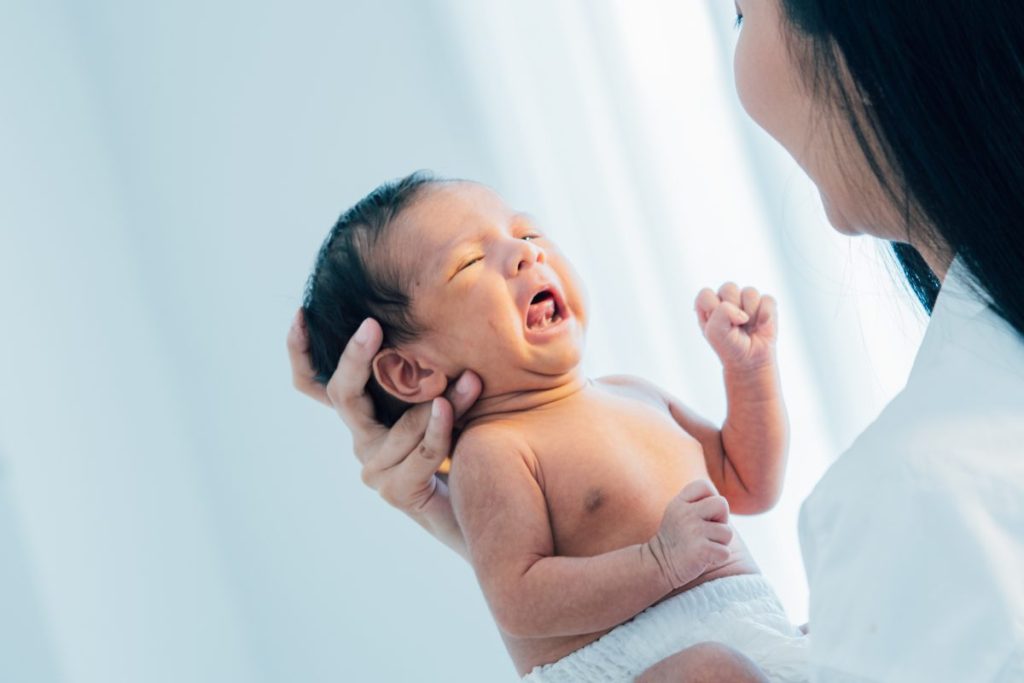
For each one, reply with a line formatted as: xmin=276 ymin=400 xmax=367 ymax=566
xmin=438 ymin=0 xmax=927 ymax=623
xmin=0 ymin=1 xmax=924 ymax=681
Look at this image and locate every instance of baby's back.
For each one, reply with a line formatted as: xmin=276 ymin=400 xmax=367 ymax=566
xmin=454 ymin=377 xmax=758 ymax=673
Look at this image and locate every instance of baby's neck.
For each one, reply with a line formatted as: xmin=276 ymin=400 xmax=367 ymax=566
xmin=459 ymin=368 xmax=590 ymax=426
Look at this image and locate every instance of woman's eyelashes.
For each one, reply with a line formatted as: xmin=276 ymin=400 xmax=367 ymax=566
xmin=734 ymin=12 xmax=744 ymax=29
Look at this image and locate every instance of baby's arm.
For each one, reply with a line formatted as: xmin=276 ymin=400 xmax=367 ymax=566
xmin=671 ymin=284 xmax=788 ymax=514
xmin=449 ymin=427 xmax=732 ymax=638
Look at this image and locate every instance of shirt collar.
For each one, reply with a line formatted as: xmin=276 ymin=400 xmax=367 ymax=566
xmin=908 ymin=254 xmax=1014 ymax=380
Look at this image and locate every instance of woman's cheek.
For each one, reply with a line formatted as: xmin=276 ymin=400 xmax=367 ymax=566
xmin=734 ymin=35 xmax=780 ymax=141
xmin=733 ymin=33 xmax=758 ymax=119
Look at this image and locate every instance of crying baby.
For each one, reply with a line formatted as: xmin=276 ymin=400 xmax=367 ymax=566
xmin=302 ymin=172 xmax=808 ymax=682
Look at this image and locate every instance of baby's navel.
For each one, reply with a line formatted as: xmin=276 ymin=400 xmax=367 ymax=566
xmin=583 ymin=487 xmax=604 ymax=513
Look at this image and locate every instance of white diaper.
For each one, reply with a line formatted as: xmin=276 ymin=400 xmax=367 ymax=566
xmin=521 ymin=574 xmax=808 ymax=683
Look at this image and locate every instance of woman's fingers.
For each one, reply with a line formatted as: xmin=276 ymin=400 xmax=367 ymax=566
xmin=364 ymin=400 xmax=451 ymax=510
xmin=287 ymin=309 xmax=330 ymax=406
xmin=365 ymin=370 xmax=483 ymax=469
xmin=291 ymin=313 xmax=481 ymax=515
xmin=363 ymin=398 xmax=449 ymax=486
xmin=445 ymin=371 xmax=483 ymax=418
xmin=373 ymin=398 xmax=443 ymax=469
xmin=397 ymin=399 xmax=455 ymax=489
xmin=325 ymin=318 xmax=387 ymax=438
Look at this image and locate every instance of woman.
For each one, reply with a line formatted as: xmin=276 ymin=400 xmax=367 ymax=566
xmin=289 ymin=0 xmax=1024 ymax=679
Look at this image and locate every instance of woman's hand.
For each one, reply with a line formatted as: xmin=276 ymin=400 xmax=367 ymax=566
xmin=287 ymin=310 xmax=482 ymax=556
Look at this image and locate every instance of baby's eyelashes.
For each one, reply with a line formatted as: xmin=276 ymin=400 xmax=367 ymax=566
xmin=458 ymin=255 xmax=484 ymax=272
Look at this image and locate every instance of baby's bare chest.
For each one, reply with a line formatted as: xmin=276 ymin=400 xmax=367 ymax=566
xmin=524 ymin=396 xmax=709 ymax=557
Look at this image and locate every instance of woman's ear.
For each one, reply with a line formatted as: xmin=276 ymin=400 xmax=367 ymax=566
xmin=372 ymin=348 xmax=447 ymax=404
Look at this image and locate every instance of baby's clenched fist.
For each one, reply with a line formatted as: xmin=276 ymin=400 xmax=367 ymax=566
xmin=646 ymin=479 xmax=734 ymax=592
xmin=695 ymin=283 xmax=778 ymax=369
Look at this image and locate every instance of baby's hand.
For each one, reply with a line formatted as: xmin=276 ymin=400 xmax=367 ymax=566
xmin=695 ymin=283 xmax=778 ymax=369
xmin=646 ymin=480 xmax=734 ymax=591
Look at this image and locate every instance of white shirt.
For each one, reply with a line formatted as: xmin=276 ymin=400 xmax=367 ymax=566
xmin=799 ymin=258 xmax=1024 ymax=682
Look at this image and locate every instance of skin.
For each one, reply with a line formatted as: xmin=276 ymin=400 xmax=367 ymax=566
xmin=733 ymin=0 xmax=952 ymax=278
xmin=293 ymin=182 xmax=789 ymax=677
xmin=368 ymin=181 xmax=590 ymax=414
xmin=288 ymin=313 xmax=480 ymax=558
xmin=359 ymin=182 xmax=785 ymax=674
xmin=637 ymin=642 xmax=770 ymax=683
xmin=287 ymin=0 xmax=961 ymax=676
xmin=286 ymin=0 xmax=954 ymax=551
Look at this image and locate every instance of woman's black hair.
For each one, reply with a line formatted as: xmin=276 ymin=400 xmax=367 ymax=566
xmin=302 ymin=171 xmax=442 ymax=426
xmin=779 ymin=0 xmax=1024 ymax=339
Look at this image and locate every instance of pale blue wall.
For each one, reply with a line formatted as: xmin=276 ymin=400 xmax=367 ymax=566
xmin=1 ymin=0 xmax=513 ymax=680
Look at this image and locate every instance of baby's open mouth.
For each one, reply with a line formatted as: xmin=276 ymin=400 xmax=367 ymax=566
xmin=526 ymin=290 xmax=563 ymax=330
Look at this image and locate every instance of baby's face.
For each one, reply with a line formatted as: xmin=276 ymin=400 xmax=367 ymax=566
xmin=386 ymin=182 xmax=588 ymax=395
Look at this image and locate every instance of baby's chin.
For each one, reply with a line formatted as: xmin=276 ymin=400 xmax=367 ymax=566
xmin=481 ymin=355 xmax=586 ymax=396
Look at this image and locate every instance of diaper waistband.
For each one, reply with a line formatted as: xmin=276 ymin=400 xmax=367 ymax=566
xmin=523 ymin=573 xmax=801 ymax=682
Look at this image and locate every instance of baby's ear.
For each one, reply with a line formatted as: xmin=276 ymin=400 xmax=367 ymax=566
xmin=372 ymin=348 xmax=447 ymax=404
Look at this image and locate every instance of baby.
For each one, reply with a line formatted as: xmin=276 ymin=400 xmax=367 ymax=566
xmin=302 ymin=172 xmax=807 ymax=682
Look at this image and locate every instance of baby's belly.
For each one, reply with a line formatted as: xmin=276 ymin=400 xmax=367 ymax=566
xmin=504 ymin=442 xmax=760 ymax=675
xmin=543 ymin=431 xmax=716 ymax=557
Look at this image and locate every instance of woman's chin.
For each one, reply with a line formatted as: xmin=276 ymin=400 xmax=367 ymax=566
xmin=821 ymin=193 xmax=862 ymax=237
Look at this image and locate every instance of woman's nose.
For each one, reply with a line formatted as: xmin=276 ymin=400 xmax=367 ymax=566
xmin=509 ymin=239 xmax=545 ymax=275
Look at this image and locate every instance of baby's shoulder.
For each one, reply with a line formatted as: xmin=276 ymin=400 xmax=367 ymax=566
xmin=450 ymin=421 xmax=537 ymax=482
xmin=455 ymin=420 xmax=529 ymax=455
xmin=594 ymin=374 xmax=672 ymax=410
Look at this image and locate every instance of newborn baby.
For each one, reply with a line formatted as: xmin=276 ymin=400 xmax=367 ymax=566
xmin=302 ymin=172 xmax=807 ymax=682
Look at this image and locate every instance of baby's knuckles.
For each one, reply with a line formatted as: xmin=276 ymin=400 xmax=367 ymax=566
xmin=650 ymin=501 xmax=726 ymax=588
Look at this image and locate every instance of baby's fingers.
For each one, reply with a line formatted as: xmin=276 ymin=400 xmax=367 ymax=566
xmin=704 ymin=541 xmax=732 ymax=566
xmin=678 ymin=478 xmax=719 ymax=503
xmin=696 ymin=494 xmax=730 ymax=523
xmin=740 ymin=287 xmax=761 ymax=318
xmin=755 ymin=295 xmax=778 ymax=332
xmin=694 ymin=288 xmax=720 ymax=332
xmin=704 ymin=522 xmax=734 ymax=546
xmin=704 ymin=301 xmax=750 ymax=341
xmin=717 ymin=282 xmax=742 ymax=307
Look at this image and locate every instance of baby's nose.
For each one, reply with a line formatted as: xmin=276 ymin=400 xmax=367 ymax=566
xmin=514 ymin=241 xmax=545 ymax=273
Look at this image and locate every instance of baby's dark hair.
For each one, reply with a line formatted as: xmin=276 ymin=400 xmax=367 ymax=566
xmin=302 ymin=170 xmax=443 ymax=426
